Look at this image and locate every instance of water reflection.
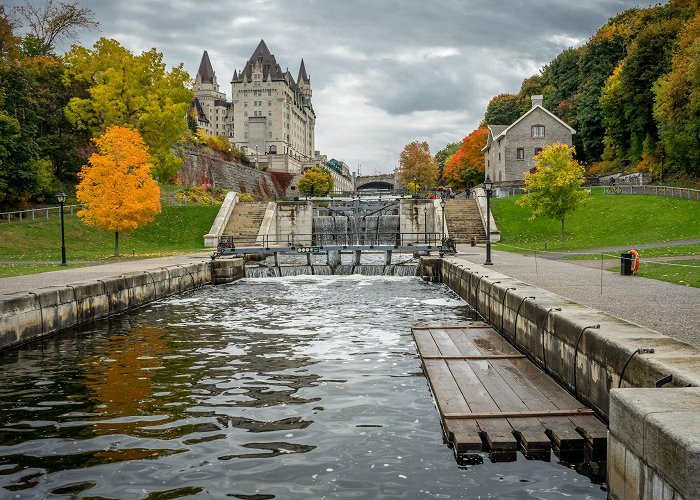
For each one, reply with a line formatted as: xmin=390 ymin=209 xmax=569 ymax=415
xmin=0 ymin=275 xmax=605 ymax=498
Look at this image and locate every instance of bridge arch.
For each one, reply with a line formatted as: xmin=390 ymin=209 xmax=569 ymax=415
xmin=357 ymin=180 xmax=394 ymax=191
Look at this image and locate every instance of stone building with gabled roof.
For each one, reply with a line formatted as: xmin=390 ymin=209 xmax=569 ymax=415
xmin=482 ymin=95 xmax=576 ymax=184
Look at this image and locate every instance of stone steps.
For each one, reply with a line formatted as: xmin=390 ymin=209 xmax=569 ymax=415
xmin=222 ymin=203 xmax=268 ymax=244
xmin=443 ymin=199 xmax=486 ymax=243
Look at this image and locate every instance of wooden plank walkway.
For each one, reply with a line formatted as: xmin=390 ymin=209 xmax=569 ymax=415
xmin=412 ymin=322 xmax=607 ymax=459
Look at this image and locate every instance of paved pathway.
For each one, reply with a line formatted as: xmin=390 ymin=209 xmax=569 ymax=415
xmin=0 ymin=253 xmax=212 ymax=295
xmin=454 ymin=244 xmax=700 ymax=348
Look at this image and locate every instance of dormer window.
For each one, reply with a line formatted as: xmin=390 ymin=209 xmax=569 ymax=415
xmin=532 ymin=125 xmax=545 ymax=138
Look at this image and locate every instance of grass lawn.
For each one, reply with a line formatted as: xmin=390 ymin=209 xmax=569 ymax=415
xmin=564 ymin=243 xmax=700 ymax=260
xmin=492 ymin=193 xmax=700 ymax=252
xmin=0 ymin=205 xmax=220 ymax=262
xmin=0 ymin=263 xmax=84 ymax=278
xmin=635 ymin=259 xmax=700 ymax=288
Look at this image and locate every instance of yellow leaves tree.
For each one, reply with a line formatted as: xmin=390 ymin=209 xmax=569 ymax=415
xmin=76 ymin=126 xmax=161 ymax=256
xmin=398 ymin=141 xmax=438 ymax=193
xmin=298 ymin=166 xmax=333 ymax=196
xmin=516 ymin=144 xmax=589 ymax=249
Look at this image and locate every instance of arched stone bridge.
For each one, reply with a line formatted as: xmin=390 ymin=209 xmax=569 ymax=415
xmin=355 ymin=174 xmax=401 ymax=191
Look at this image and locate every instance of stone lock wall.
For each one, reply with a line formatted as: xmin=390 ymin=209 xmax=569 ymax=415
xmin=0 ymin=259 xmax=244 ymax=351
xmin=431 ymin=256 xmax=700 ymax=499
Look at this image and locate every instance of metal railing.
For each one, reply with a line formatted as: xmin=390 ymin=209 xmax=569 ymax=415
xmin=602 ymin=185 xmax=699 ymax=199
xmin=0 ymin=204 xmax=83 ymax=224
xmin=216 ymin=231 xmax=450 ymax=254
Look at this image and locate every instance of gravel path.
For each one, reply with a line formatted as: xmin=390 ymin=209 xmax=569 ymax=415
xmin=454 ymin=244 xmax=700 ymax=347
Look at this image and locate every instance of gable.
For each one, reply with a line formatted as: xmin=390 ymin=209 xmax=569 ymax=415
xmin=494 ymin=105 xmax=576 ymax=141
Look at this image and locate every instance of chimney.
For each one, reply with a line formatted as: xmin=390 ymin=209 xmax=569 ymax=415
xmin=531 ymin=95 xmax=543 ymax=108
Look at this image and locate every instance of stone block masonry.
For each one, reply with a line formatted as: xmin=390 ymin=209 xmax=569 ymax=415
xmin=0 ymin=259 xmax=244 ymax=351
xmin=431 ymin=256 xmax=700 ymax=499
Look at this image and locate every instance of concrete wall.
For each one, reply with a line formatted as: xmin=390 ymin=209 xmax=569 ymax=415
xmin=473 ymin=187 xmax=501 ymax=243
xmin=274 ymin=201 xmax=313 ymax=246
xmin=204 ymin=191 xmax=238 ymax=247
xmin=433 ymin=256 xmax=700 ymax=499
xmin=399 ymin=199 xmax=437 ymax=244
xmin=0 ymin=259 xmax=244 ymax=351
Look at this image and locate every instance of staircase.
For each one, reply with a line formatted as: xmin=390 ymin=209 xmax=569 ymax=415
xmin=222 ymin=203 xmax=268 ymax=246
xmin=444 ymin=199 xmax=486 ymax=244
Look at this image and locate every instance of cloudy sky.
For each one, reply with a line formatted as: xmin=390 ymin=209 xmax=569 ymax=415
xmin=10 ymin=0 xmax=648 ymax=174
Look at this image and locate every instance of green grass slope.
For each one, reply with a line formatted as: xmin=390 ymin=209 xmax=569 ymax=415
xmin=492 ymin=193 xmax=700 ymax=251
xmin=0 ymin=205 xmax=220 ymax=262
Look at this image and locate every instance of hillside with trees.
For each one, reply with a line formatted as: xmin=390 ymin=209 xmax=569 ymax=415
xmin=439 ymin=0 xmax=699 ymax=185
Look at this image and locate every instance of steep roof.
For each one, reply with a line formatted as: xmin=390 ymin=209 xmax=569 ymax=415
xmin=231 ymin=69 xmax=238 ymax=83
xmin=494 ymin=105 xmax=576 ymax=141
xmin=481 ymin=125 xmax=508 ymax=152
xmin=190 ymin=98 xmax=209 ymax=123
xmin=197 ymin=51 xmax=215 ymax=83
xmin=241 ymin=39 xmax=285 ymax=82
xmin=297 ymin=59 xmax=309 ymax=84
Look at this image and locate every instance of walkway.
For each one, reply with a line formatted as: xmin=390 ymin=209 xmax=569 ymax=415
xmin=0 ymin=253 xmax=212 ymax=295
xmin=507 ymin=238 xmax=700 ymax=260
xmin=454 ymin=245 xmax=700 ymax=348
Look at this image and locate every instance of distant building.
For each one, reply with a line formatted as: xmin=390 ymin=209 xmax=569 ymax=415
xmin=191 ymin=51 xmax=231 ymax=138
xmin=192 ymin=41 xmax=317 ymax=175
xmin=482 ymin=95 xmax=576 ymax=184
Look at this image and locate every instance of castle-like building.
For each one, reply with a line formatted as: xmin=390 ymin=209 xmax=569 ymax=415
xmin=192 ymin=40 xmax=316 ymax=174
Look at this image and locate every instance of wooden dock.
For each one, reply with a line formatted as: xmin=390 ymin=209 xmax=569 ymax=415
xmin=412 ymin=322 xmax=607 ymax=459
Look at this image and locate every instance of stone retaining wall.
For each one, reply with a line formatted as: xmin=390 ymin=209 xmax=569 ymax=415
xmin=0 ymin=259 xmax=244 ymax=351
xmin=427 ymin=256 xmax=700 ymax=499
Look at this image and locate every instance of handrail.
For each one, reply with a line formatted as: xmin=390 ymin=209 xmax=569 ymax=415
xmin=0 ymin=204 xmax=84 ymax=224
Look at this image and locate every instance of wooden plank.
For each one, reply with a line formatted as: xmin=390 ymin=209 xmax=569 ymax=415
xmin=445 ymin=328 xmax=549 ymax=453
xmin=412 ymin=329 xmax=441 ymax=357
xmin=447 ymin=359 xmax=519 ymax=452
xmin=430 ymin=328 xmax=463 ymax=357
xmin=422 ymin=359 xmax=482 ymax=452
xmin=413 ymin=322 xmax=492 ymax=330
xmin=443 ymin=409 xmax=595 ymax=419
xmin=507 ymin=358 xmax=607 ymax=452
xmin=422 ymin=354 xmax=526 ymax=360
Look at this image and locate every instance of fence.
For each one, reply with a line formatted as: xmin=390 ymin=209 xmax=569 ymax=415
xmin=0 ymin=204 xmax=83 ymax=224
xmin=602 ymin=185 xmax=699 ymax=199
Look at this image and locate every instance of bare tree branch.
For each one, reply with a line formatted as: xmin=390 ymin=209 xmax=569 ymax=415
xmin=13 ymin=0 xmax=99 ymax=54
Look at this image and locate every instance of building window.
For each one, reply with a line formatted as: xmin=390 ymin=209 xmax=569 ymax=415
xmin=498 ymin=152 xmax=501 ymax=161
xmin=268 ymin=101 xmax=271 ymax=106
xmin=244 ymin=111 xmax=248 ymax=117
xmin=534 ymin=147 xmax=543 ymax=157
xmin=532 ymin=125 xmax=545 ymax=138
xmin=516 ymin=148 xmax=525 ymax=160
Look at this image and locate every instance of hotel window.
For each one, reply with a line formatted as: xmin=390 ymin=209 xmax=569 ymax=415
xmin=516 ymin=148 xmax=525 ymax=160
xmin=531 ymin=125 xmax=545 ymax=138
xmin=268 ymin=101 xmax=272 ymax=106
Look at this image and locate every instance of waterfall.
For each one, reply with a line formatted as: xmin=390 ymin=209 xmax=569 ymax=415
xmin=244 ymin=263 xmax=418 ymax=278
xmin=313 ymin=214 xmax=399 ymax=247
xmin=377 ymin=215 xmax=400 ymax=245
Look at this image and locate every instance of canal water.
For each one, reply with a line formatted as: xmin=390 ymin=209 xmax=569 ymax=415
xmin=0 ymin=275 xmax=605 ymax=498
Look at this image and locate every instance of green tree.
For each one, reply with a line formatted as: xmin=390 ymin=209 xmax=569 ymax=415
xmin=482 ymin=94 xmax=521 ymax=126
xmin=516 ymin=144 xmax=589 ymax=249
xmin=298 ymin=166 xmax=333 ymax=196
xmin=653 ymin=9 xmax=700 ymax=175
xmin=398 ymin=141 xmax=438 ymax=191
xmin=64 ymin=38 xmax=193 ymax=182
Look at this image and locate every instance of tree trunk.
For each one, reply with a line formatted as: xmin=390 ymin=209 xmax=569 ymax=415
xmin=114 ymin=231 xmax=119 ymax=257
xmin=561 ymin=219 xmax=565 ymax=250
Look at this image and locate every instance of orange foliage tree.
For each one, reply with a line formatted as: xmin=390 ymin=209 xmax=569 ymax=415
xmin=444 ymin=129 xmax=488 ymax=190
xmin=76 ymin=126 xmax=161 ymax=256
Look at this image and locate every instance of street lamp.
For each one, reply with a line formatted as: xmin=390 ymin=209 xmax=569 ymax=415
xmin=660 ymin=151 xmax=665 ymax=184
xmin=484 ymin=175 xmax=493 ymax=265
xmin=440 ymin=199 xmax=446 ymax=245
xmin=423 ymin=207 xmax=428 ymax=243
xmin=255 ymin=144 xmax=259 ymax=169
xmin=57 ymin=192 xmax=67 ymax=266
xmin=413 ymin=176 xmax=417 ymax=197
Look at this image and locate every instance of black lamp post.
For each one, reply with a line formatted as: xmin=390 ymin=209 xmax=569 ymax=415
xmin=57 ymin=192 xmax=67 ymax=266
xmin=440 ymin=199 xmax=446 ymax=244
xmin=484 ymin=175 xmax=493 ymax=265
xmin=423 ymin=207 xmax=428 ymax=243
xmin=413 ymin=176 xmax=417 ymax=197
